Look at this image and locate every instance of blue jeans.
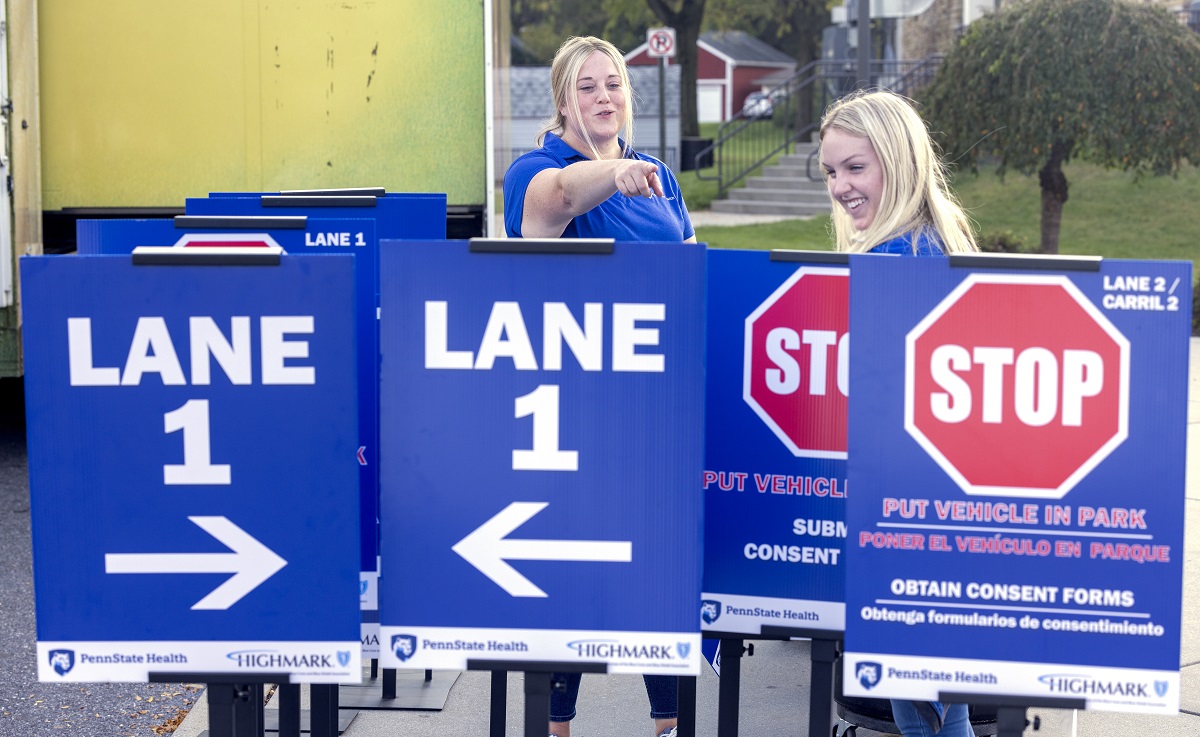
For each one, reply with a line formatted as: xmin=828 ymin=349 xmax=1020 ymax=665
xmin=549 ymin=673 xmax=678 ymax=722
xmin=889 ymin=701 xmax=972 ymax=737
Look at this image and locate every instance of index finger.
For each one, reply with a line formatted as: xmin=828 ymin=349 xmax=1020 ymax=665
xmin=648 ymin=171 xmax=666 ymax=198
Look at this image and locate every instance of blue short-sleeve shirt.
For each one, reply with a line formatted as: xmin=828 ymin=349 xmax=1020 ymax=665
xmin=869 ymin=230 xmax=945 ymax=257
xmin=503 ymin=132 xmax=694 ymax=241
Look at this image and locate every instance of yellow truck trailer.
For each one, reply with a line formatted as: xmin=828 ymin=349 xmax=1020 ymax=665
xmin=1 ymin=0 xmax=506 ymax=376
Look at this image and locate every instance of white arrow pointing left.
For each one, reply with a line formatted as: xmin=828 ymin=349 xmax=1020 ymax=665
xmin=105 ymin=516 xmax=287 ymax=610
xmin=452 ymin=502 xmax=633 ymax=598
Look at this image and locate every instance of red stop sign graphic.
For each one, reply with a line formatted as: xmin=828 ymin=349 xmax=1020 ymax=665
xmin=744 ymin=267 xmax=849 ymax=458
xmin=905 ymin=274 xmax=1129 ymax=498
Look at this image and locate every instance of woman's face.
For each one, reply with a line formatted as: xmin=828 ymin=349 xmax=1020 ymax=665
xmin=820 ymin=128 xmax=884 ymax=231
xmin=560 ymin=50 xmax=626 ymax=156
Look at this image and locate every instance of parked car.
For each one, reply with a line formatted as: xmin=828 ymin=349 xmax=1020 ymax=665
xmin=742 ymin=91 xmax=773 ymax=120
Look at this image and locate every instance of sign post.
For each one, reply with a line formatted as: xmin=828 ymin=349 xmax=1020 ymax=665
xmin=646 ymin=27 xmax=676 ymax=164
xmin=843 ymin=255 xmax=1191 ymax=727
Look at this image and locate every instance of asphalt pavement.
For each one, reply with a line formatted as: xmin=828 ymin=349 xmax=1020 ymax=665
xmin=3 ymin=340 xmax=1198 ymax=737
xmin=0 ymin=376 xmax=202 ymax=736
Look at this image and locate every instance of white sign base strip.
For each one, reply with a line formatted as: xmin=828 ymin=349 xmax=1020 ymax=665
xmin=361 ymin=622 xmax=381 ymax=658
xmin=842 ymin=651 xmax=1179 ymax=714
xmin=700 ymin=592 xmax=844 ymax=634
xmin=379 ymin=626 xmax=701 ymax=675
xmin=37 ymin=641 xmax=362 ymax=684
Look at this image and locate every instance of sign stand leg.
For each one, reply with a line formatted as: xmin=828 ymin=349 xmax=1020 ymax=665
xmin=206 ymin=681 xmax=261 ymax=737
xmin=489 ymin=670 xmax=508 ymax=737
xmin=806 ymin=638 xmax=840 ymax=737
xmin=154 ymin=673 xmax=291 ymax=737
xmin=310 ymin=683 xmax=339 ymax=737
xmin=277 ymin=683 xmax=301 ymax=737
xmin=677 ymin=675 xmax=697 ymax=737
xmin=207 ymin=682 xmax=236 ymax=737
xmin=996 ymin=706 xmax=1029 ymax=737
xmin=469 ymin=660 xmax=607 ymax=737
xmin=717 ymin=638 xmax=744 ymax=737
xmin=939 ymin=692 xmax=1085 ymax=737
xmin=382 ymin=668 xmax=397 ymax=699
xmin=524 ymin=671 xmax=553 ymax=737
xmin=247 ymin=683 xmax=266 ymax=736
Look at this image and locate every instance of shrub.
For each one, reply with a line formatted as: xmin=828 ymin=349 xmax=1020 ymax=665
xmin=1192 ymin=277 xmax=1199 ymax=336
xmin=977 ymin=230 xmax=1034 ymax=254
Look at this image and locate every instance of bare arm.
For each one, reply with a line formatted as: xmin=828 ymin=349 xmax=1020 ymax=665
xmin=520 ymin=158 xmax=666 ymax=238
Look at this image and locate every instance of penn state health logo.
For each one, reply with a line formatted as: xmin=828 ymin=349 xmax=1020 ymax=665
xmin=856 ymin=661 xmax=882 ymax=690
xmin=48 ymin=649 xmax=76 ymax=676
xmin=392 ymin=635 xmax=418 ymax=662
xmin=700 ymin=600 xmax=722 ymax=625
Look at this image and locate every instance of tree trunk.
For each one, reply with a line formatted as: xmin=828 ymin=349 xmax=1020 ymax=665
xmin=1036 ymin=140 xmax=1072 ymax=255
xmin=646 ymin=0 xmax=707 ymax=138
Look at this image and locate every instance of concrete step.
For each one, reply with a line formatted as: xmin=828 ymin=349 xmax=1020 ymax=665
xmin=727 ymin=187 xmax=829 ymax=205
xmin=709 ymin=143 xmax=830 ymax=217
xmin=709 ymin=199 xmax=830 ymax=217
xmin=777 ymin=151 xmax=821 ymax=167
xmin=761 ymin=164 xmax=822 ymax=179
xmin=743 ymin=175 xmax=829 ymax=193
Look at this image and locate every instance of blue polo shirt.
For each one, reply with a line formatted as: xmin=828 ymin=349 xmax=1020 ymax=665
xmin=503 ymin=132 xmax=695 ymax=242
xmin=869 ymin=230 xmax=944 ymax=256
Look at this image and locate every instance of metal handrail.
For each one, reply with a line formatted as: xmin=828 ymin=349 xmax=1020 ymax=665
xmin=693 ymin=56 xmax=945 ymax=196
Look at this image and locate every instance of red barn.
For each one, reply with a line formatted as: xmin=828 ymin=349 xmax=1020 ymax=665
xmin=625 ymin=30 xmax=797 ymax=123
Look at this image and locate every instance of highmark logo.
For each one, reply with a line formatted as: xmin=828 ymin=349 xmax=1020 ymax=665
xmin=337 ymin=651 xmax=352 ymax=668
xmin=392 ymin=635 xmax=418 ymax=662
xmin=225 ymin=650 xmax=336 ymax=670
xmin=567 ymin=640 xmax=679 ymax=661
xmin=856 ymin=662 xmax=882 ymax=690
xmin=48 ymin=649 xmax=75 ymax=676
xmin=700 ymin=600 xmax=722 ymax=625
xmin=1038 ymin=673 xmax=1157 ymax=699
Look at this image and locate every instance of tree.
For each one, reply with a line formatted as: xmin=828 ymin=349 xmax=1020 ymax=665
xmin=707 ymin=0 xmax=828 ymax=73
xmin=924 ymin=0 xmax=1200 ymax=253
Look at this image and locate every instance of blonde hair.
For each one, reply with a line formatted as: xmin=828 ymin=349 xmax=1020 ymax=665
xmin=536 ymin=36 xmax=635 ymax=159
xmin=819 ymin=90 xmax=976 ymax=254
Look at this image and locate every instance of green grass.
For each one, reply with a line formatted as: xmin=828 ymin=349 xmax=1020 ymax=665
xmin=688 ymin=159 xmax=1200 ymax=275
xmin=953 ymin=162 xmax=1200 ymax=266
xmin=694 ymin=215 xmax=834 ymax=252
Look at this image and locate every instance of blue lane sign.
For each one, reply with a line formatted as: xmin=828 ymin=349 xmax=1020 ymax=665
xmin=377 ymin=240 xmax=706 ymax=674
xmin=22 ymin=254 xmax=362 ymax=683
xmin=75 ymin=216 xmax=386 ymax=655
xmin=76 ymin=217 xmax=382 ymax=577
xmin=842 ymin=256 xmax=1191 ymax=714
xmin=702 ymin=250 xmax=847 ymax=635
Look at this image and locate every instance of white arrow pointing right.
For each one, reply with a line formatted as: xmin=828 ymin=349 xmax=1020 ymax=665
xmin=105 ymin=516 xmax=287 ymax=610
xmin=452 ymin=502 xmax=633 ymax=597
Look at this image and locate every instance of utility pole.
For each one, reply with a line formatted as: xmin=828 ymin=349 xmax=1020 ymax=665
xmin=857 ymin=0 xmax=871 ymax=88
